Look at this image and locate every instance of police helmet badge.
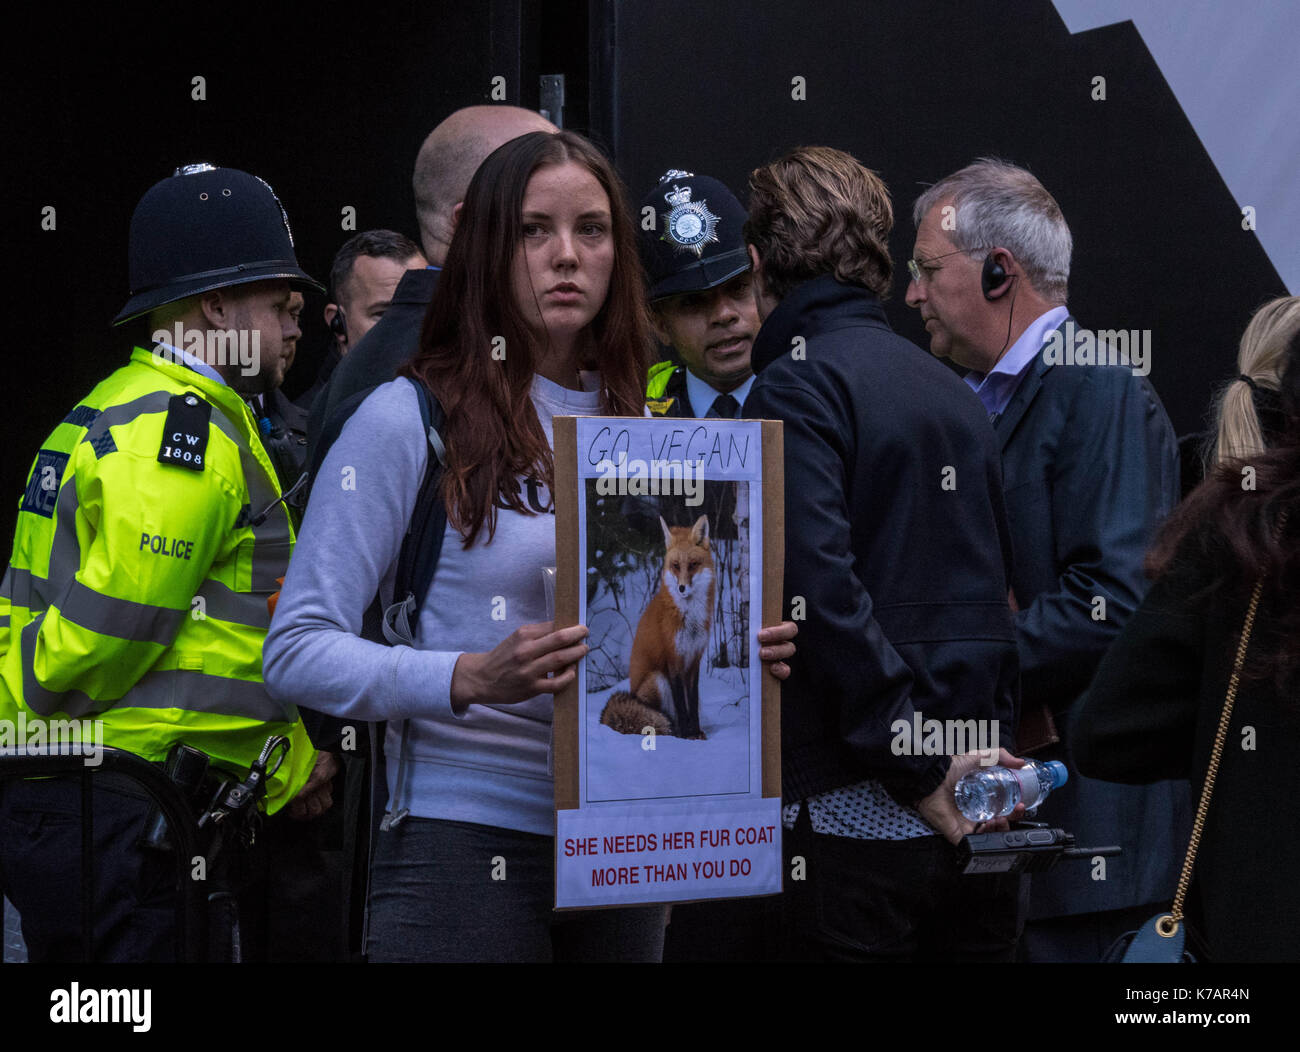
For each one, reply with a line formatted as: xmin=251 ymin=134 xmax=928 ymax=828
xmin=658 ymin=170 xmax=720 ymax=259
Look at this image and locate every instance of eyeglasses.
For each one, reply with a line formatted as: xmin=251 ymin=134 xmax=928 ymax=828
xmin=907 ymin=249 xmax=982 ymax=284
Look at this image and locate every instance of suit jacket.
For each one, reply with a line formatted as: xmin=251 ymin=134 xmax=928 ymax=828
xmin=995 ymin=316 xmax=1192 ymax=918
xmin=306 ymin=267 xmax=439 ymax=469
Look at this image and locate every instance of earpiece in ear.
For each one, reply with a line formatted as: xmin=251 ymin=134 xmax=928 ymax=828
xmin=982 ymin=255 xmax=1009 ymax=300
xmin=329 ymin=306 xmax=347 ymax=339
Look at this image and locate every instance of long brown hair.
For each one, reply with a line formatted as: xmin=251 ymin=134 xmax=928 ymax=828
xmin=1148 ymin=326 xmax=1300 ymax=691
xmin=401 ymin=130 xmax=651 ymax=547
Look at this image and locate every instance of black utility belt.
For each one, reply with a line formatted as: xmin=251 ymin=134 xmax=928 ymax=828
xmin=146 ymin=737 xmax=289 ymax=852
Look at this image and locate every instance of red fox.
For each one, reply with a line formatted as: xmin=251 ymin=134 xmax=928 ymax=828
xmin=601 ymin=515 xmax=715 ymax=739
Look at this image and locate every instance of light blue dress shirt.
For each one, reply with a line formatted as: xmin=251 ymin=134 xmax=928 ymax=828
xmin=965 ymin=305 xmax=1069 ymax=419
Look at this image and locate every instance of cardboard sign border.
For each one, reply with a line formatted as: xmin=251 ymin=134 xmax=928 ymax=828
xmin=552 ymin=416 xmax=783 ymax=908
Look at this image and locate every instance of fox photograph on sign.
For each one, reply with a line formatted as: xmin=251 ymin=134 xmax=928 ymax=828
xmin=589 ymin=491 xmax=750 ymax=799
xmin=552 ymin=415 xmax=783 ymax=910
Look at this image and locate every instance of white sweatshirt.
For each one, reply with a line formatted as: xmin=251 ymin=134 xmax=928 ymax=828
xmin=264 ymin=374 xmax=602 ymax=834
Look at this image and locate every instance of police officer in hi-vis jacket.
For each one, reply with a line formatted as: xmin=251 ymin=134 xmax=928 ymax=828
xmin=0 ymin=164 xmax=333 ymax=962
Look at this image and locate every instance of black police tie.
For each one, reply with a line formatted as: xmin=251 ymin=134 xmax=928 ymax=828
xmin=708 ymin=393 xmax=740 ymax=419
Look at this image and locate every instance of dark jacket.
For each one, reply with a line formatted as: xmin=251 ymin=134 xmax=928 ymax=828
xmin=744 ymin=275 xmax=1019 ymax=805
xmin=299 ymin=267 xmax=437 ymax=747
xmin=294 ymin=345 xmax=342 ymax=416
xmin=306 ymin=267 xmax=439 ymax=468
xmin=252 ymin=388 xmax=310 ymax=509
xmin=994 ymin=323 xmax=1191 ymax=919
xmin=1071 ymin=536 xmax=1300 ymax=961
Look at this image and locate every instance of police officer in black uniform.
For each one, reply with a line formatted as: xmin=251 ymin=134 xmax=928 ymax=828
xmin=639 ymin=170 xmax=761 ymax=421
xmin=639 ymin=172 xmax=778 ymax=960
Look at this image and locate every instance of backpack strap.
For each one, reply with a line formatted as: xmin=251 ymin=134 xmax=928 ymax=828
xmin=377 ymin=376 xmax=449 ymax=831
xmin=303 ymin=378 xmax=451 ymax=838
xmin=381 ymin=377 xmax=448 ymax=646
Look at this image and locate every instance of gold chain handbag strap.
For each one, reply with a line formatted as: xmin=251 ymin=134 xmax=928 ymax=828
xmin=1155 ymin=574 xmax=1264 ymax=938
xmin=1155 ymin=504 xmax=1290 ymax=939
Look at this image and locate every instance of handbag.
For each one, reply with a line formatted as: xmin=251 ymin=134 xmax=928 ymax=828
xmin=1102 ymin=572 xmax=1266 ymax=963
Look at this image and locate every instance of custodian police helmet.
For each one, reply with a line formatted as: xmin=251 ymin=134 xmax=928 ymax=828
xmin=113 ymin=163 xmax=324 ymax=326
xmin=638 ymin=169 xmax=751 ymax=302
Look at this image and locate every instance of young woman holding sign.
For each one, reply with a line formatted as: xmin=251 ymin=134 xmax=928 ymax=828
xmin=265 ymin=130 xmax=796 ymax=962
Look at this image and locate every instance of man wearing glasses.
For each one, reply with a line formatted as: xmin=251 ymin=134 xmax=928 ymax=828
xmin=905 ymin=159 xmax=1187 ymax=963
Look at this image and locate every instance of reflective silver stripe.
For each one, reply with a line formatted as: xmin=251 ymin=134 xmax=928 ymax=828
xmin=5 ymin=567 xmax=48 ymax=607
xmin=125 ymin=669 xmax=292 ymax=722
xmin=10 ymin=476 xmax=86 ymax=613
xmin=80 ymin=391 xmax=173 ymax=447
xmin=250 ymin=537 xmax=291 ymax=593
xmin=20 ymin=612 xmax=89 ymax=716
xmin=195 ymin=579 xmax=270 ymax=629
xmin=17 ymin=480 xmax=90 ymax=717
xmin=59 ymin=579 xmax=186 ymax=644
xmin=47 ymin=472 xmax=84 ymax=603
xmin=20 ymin=617 xmax=289 ymax=722
xmin=13 ymin=567 xmax=268 ymax=633
xmin=207 ymin=403 xmax=293 ymax=592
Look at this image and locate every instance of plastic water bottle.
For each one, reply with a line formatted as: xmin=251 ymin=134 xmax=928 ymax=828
xmin=954 ymin=760 xmax=1068 ymax=821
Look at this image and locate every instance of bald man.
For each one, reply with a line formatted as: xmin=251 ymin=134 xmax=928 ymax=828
xmin=307 ymin=105 xmax=556 ymax=465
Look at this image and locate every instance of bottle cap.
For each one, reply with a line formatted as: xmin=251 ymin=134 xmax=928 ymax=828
xmin=1045 ymin=760 xmax=1068 ymax=788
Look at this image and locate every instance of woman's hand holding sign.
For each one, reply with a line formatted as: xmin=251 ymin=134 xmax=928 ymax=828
xmin=451 ymin=621 xmax=590 ymax=713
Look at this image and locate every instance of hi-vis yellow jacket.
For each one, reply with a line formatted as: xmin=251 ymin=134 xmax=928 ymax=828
xmin=0 ymin=347 xmax=315 ymax=811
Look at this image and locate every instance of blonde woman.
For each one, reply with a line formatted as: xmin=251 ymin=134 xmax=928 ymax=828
xmin=1211 ymin=295 xmax=1300 ymax=464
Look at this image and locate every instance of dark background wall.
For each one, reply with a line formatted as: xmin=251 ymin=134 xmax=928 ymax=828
xmin=5 ymin=1 xmax=1290 ymax=557
xmin=598 ymin=0 xmax=1289 ymax=441
xmin=4 ymin=3 xmax=557 ymax=554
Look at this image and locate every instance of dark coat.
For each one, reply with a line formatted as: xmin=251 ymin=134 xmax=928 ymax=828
xmin=251 ymin=388 xmax=310 ymax=503
xmin=272 ymin=387 xmax=308 ymax=439
xmin=994 ymin=320 xmax=1192 ymax=918
xmin=297 ymin=266 xmax=437 ymax=747
xmin=745 ymin=275 xmax=1019 ymax=806
xmin=306 ymin=267 xmax=439 ymax=469
xmin=294 ymin=345 xmax=341 ymax=416
xmin=1071 ymin=540 xmax=1300 ymax=961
